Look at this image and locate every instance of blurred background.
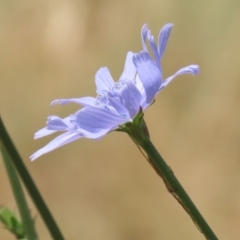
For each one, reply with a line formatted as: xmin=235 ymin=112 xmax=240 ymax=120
xmin=1 ymin=0 xmax=240 ymax=239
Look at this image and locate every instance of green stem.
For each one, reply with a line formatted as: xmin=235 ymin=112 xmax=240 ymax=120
xmin=0 ymin=117 xmax=65 ymax=240
xmin=138 ymin=139 xmax=218 ymax=240
xmin=1 ymin=146 xmax=38 ymax=240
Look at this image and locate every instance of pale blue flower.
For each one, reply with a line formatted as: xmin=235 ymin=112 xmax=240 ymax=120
xmin=30 ymin=23 xmax=199 ymax=160
xmin=30 ymin=52 xmax=141 ymax=160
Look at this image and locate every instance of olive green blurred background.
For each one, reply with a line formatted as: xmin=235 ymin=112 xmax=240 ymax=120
xmin=1 ymin=1 xmax=240 ymax=239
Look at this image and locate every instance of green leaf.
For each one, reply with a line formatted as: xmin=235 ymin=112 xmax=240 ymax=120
xmin=0 ymin=206 xmax=26 ymax=238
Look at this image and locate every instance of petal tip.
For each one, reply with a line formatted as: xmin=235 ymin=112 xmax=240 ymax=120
xmin=164 ymin=23 xmax=174 ymax=28
xmin=51 ymin=99 xmax=64 ymax=106
xmin=30 ymin=153 xmax=38 ymax=161
xmin=192 ymin=65 xmax=200 ymax=75
xmin=133 ymin=51 xmax=150 ymax=66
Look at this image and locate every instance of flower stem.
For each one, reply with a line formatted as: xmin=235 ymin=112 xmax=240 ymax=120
xmin=138 ymin=139 xmax=218 ymax=240
xmin=0 ymin=117 xmax=65 ymax=240
xmin=1 ymin=145 xmax=38 ymax=240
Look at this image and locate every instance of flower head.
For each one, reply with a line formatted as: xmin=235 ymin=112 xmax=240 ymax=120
xmin=30 ymin=23 xmax=199 ymax=160
xmin=30 ymin=52 xmax=142 ymax=160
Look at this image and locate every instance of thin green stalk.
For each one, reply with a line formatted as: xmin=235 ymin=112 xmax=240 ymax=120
xmin=1 ymin=146 xmax=38 ymax=240
xmin=138 ymin=139 xmax=218 ymax=240
xmin=0 ymin=117 xmax=65 ymax=240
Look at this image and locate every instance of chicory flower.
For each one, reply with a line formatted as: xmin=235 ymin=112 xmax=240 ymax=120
xmin=30 ymin=23 xmax=199 ymax=160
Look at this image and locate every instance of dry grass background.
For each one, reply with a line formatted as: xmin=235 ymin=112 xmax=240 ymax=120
xmin=1 ymin=0 xmax=240 ymax=239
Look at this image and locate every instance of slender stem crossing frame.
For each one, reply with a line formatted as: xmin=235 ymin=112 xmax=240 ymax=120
xmin=138 ymin=139 xmax=218 ymax=240
xmin=1 ymin=146 xmax=38 ymax=240
xmin=0 ymin=117 xmax=65 ymax=240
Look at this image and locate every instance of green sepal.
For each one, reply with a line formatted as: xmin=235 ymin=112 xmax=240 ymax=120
xmin=116 ymin=107 xmax=150 ymax=145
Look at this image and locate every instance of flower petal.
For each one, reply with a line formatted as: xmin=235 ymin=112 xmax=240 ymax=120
xmin=133 ymin=51 xmax=162 ymax=104
xmin=107 ymin=94 xmax=130 ymax=118
xmin=120 ymin=81 xmax=142 ymax=118
xmin=160 ymin=65 xmax=200 ymax=90
xmin=95 ymin=67 xmax=115 ymax=94
xmin=110 ymin=81 xmax=142 ymax=118
xmin=134 ymin=74 xmax=150 ymax=110
xmin=34 ymin=127 xmax=56 ymax=139
xmin=46 ymin=116 xmax=72 ymax=131
xmin=51 ymin=97 xmax=96 ymax=107
xmin=134 ymin=74 xmax=146 ymax=98
xmin=75 ymin=106 xmax=127 ymax=134
xmin=141 ymin=24 xmax=150 ymax=51
xmin=31 ymin=106 xmax=126 ymax=160
xmin=119 ymin=52 xmax=136 ymax=81
xmin=30 ymin=131 xmax=82 ymax=161
xmin=148 ymin=34 xmax=160 ymax=64
xmin=34 ymin=116 xmax=73 ymax=139
xmin=158 ymin=23 xmax=173 ymax=60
